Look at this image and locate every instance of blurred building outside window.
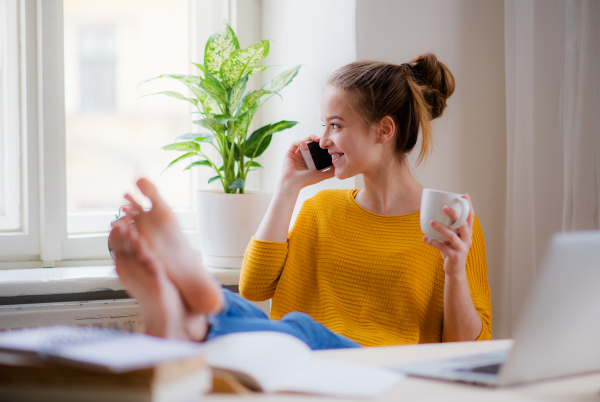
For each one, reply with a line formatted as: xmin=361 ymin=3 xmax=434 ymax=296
xmin=79 ymin=27 xmax=116 ymax=112
xmin=64 ymin=0 xmax=196 ymax=234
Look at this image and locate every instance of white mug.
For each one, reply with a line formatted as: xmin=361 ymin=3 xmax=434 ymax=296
xmin=420 ymin=189 xmax=470 ymax=241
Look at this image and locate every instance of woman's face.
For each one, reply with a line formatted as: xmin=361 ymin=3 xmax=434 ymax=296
xmin=319 ymin=86 xmax=391 ymax=180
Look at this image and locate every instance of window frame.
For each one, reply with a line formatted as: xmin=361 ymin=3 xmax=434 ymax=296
xmin=0 ymin=0 xmax=22 ymax=232
xmin=0 ymin=0 xmax=41 ymax=266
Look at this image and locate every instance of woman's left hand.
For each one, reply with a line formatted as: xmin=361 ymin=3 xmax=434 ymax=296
xmin=423 ymin=194 xmax=474 ymax=277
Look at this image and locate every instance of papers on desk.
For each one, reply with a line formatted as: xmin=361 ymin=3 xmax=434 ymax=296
xmin=201 ymin=331 xmax=404 ymax=398
xmin=0 ymin=326 xmax=403 ymax=398
xmin=0 ymin=325 xmax=203 ymax=373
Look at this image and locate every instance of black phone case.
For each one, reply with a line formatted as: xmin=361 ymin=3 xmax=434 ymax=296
xmin=306 ymin=141 xmax=333 ymax=170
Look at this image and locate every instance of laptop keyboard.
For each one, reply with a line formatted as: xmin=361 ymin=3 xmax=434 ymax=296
xmin=457 ymin=363 xmax=502 ymax=375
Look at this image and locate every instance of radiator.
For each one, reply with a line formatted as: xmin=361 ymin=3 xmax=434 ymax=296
xmin=0 ymin=299 xmax=143 ymax=332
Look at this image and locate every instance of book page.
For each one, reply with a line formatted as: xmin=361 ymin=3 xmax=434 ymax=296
xmin=278 ymin=357 xmax=404 ymax=398
xmin=200 ymin=331 xmax=403 ymax=397
xmin=0 ymin=326 xmax=203 ymax=373
xmin=48 ymin=335 xmax=203 ymax=373
xmin=200 ymin=331 xmax=311 ymax=391
xmin=0 ymin=326 xmax=82 ymax=353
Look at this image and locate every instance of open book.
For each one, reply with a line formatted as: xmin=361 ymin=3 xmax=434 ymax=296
xmin=200 ymin=331 xmax=403 ymax=398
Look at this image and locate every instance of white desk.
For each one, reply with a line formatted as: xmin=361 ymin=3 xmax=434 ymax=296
xmin=206 ymin=339 xmax=600 ymax=401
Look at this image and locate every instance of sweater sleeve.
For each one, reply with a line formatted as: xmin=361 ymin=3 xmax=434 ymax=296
xmin=466 ymin=216 xmax=493 ymax=341
xmin=239 ymin=194 xmax=320 ymax=302
xmin=239 ymin=237 xmax=288 ymax=301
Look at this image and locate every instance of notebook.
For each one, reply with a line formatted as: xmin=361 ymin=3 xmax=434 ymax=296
xmin=0 ymin=326 xmax=204 ymax=373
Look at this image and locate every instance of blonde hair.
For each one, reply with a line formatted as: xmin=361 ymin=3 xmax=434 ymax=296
xmin=327 ymin=53 xmax=455 ymax=165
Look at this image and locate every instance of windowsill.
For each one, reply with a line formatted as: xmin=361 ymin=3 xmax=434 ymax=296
xmin=0 ymin=266 xmax=241 ymax=299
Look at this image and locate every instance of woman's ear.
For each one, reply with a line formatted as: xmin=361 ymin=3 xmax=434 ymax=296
xmin=376 ymin=116 xmax=396 ymax=144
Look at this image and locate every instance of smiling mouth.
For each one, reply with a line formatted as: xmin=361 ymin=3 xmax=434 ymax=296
xmin=331 ymin=153 xmax=344 ymax=162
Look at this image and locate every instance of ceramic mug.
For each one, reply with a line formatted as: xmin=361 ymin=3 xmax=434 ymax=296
xmin=420 ymin=189 xmax=470 ymax=241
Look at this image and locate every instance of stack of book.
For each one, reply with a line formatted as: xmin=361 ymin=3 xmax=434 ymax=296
xmin=0 ymin=326 xmax=211 ymax=401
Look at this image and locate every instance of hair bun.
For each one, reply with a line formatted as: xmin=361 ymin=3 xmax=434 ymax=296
xmin=409 ymin=53 xmax=455 ymax=120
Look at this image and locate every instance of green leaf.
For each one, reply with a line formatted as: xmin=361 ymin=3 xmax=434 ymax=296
xmin=198 ymin=78 xmax=227 ymax=107
xmin=184 ymin=159 xmax=213 ymax=170
xmin=139 ymin=73 xmax=188 ymax=86
xmin=192 ymin=62 xmax=208 ymax=75
xmin=208 ymin=175 xmax=222 ymax=184
xmin=253 ymin=65 xmax=301 ymax=107
xmin=186 ymin=84 xmax=207 ymax=104
xmin=204 ymin=21 xmax=240 ymax=79
xmin=161 ymin=152 xmax=196 ymax=175
xmin=192 ymin=62 xmax=226 ymax=93
xmin=139 ymin=73 xmax=196 ymax=90
xmin=177 ymin=133 xmax=214 ymax=142
xmin=228 ymin=178 xmax=245 ymax=190
xmin=142 ymin=91 xmax=198 ymax=106
xmin=269 ymin=120 xmax=299 ymax=133
xmin=262 ymin=65 xmax=301 ymax=93
xmin=192 ymin=64 xmax=225 ymax=89
xmin=244 ymin=160 xmax=263 ymax=168
xmin=220 ymin=40 xmax=270 ymax=88
xmin=162 ymin=141 xmax=201 ymax=152
xmin=240 ymin=89 xmax=275 ymax=114
xmin=193 ymin=118 xmax=227 ymax=133
xmin=244 ymin=129 xmax=272 ymax=158
xmin=244 ymin=120 xmax=298 ymax=158
xmin=249 ymin=65 xmax=267 ymax=75
xmin=229 ymin=111 xmax=251 ymax=140
xmin=203 ymin=98 xmax=221 ymax=114
xmin=228 ymin=74 xmax=248 ymax=114
xmin=212 ymin=114 xmax=239 ymax=124
xmin=140 ymin=73 xmax=204 ymax=96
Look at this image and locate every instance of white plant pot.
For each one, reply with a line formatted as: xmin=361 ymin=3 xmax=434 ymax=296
xmin=196 ymin=190 xmax=273 ymax=269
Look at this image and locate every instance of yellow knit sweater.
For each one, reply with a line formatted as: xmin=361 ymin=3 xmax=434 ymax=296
xmin=240 ymin=189 xmax=492 ymax=346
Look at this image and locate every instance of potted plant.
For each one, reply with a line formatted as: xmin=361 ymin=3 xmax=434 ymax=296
xmin=141 ymin=22 xmax=300 ymax=269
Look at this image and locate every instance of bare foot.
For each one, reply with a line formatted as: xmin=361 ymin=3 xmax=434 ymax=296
xmin=123 ymin=178 xmax=223 ymax=315
xmin=112 ymin=221 xmax=208 ymax=341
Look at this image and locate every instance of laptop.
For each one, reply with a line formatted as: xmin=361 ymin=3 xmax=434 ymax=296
xmin=390 ymin=231 xmax=600 ymax=386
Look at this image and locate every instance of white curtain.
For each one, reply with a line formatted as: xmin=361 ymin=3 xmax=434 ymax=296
xmin=502 ymin=0 xmax=600 ymax=337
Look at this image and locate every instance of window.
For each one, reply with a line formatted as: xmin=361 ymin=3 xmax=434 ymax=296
xmin=0 ymin=0 xmax=235 ymax=268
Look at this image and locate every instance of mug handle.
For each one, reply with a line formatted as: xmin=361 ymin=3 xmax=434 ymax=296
xmin=449 ymin=197 xmax=470 ymax=230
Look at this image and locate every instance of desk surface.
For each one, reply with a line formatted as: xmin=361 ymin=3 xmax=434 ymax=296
xmin=206 ymin=339 xmax=600 ymax=401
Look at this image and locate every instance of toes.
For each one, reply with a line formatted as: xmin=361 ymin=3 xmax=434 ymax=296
xmin=133 ymin=236 xmax=163 ymax=277
xmin=109 ymin=225 xmax=124 ymax=251
xmin=137 ymin=178 xmax=167 ymax=209
xmin=124 ymin=194 xmax=144 ymax=215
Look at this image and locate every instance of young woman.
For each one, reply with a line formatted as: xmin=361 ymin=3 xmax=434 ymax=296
xmin=111 ymin=53 xmax=491 ymax=350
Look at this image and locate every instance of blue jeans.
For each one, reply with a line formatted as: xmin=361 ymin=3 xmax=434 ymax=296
xmin=205 ymin=289 xmax=361 ymax=350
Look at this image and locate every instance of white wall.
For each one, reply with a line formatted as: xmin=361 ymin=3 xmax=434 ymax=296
xmin=356 ymin=0 xmax=507 ymax=338
xmin=259 ymin=0 xmax=358 ymax=225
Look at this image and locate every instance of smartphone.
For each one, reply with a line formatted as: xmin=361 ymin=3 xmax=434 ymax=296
xmin=300 ymin=141 xmax=333 ymax=171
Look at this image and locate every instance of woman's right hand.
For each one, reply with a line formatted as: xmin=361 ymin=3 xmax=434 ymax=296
xmin=279 ymin=135 xmax=335 ymax=190
xmin=255 ymin=135 xmax=334 ymax=243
